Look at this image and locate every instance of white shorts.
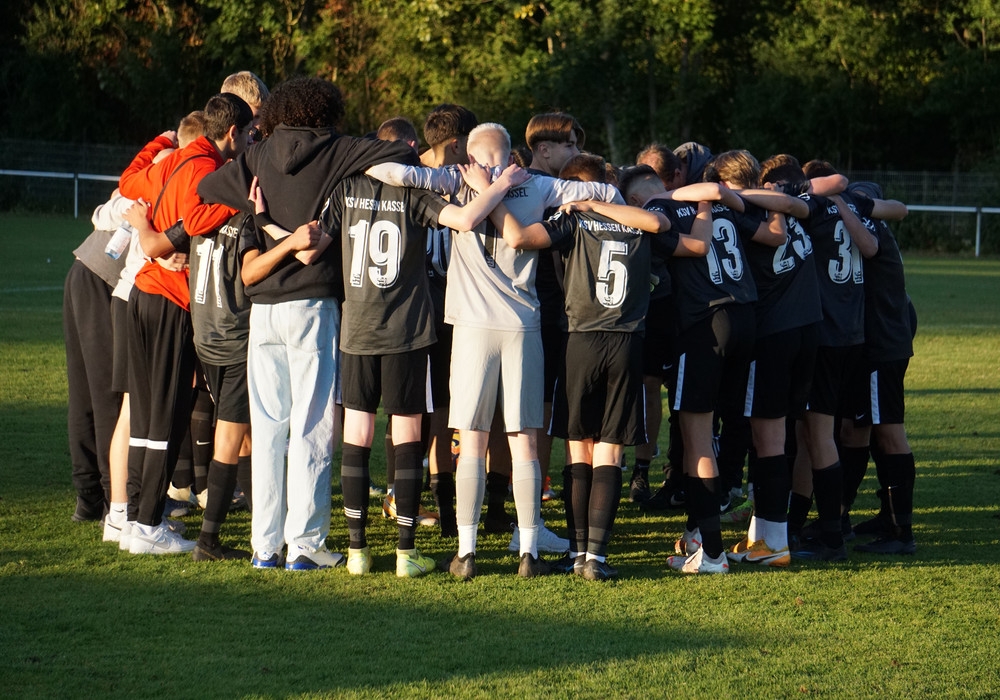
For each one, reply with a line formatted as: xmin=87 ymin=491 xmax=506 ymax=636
xmin=448 ymin=325 xmax=544 ymax=432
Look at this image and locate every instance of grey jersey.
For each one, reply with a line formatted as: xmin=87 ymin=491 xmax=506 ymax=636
xmin=365 ymin=163 xmax=623 ymax=331
xmin=188 ymin=212 xmax=251 ymax=365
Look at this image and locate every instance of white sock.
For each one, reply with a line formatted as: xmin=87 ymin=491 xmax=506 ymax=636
xmin=108 ymin=502 xmax=127 ymax=524
xmin=585 ymin=553 xmax=605 ymax=563
xmin=457 ymin=525 xmax=477 ymax=558
xmin=763 ymin=519 xmax=789 ymax=551
xmin=747 ymin=515 xmax=762 ymax=542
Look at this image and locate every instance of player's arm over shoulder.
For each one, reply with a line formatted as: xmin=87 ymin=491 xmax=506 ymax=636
xmin=366 ymin=163 xmax=462 ymax=197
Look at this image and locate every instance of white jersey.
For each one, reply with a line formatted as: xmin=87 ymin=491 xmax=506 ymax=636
xmin=365 ymin=163 xmax=622 ymax=331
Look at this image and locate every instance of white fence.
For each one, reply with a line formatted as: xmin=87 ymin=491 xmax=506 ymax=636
xmin=2 ymin=168 xmax=1000 ymax=256
xmin=905 ymin=205 xmax=1000 ymax=257
xmin=0 ymin=169 xmax=120 ymax=219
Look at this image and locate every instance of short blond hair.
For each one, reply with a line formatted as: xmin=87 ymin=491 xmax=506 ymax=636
xmin=220 ymin=71 xmax=269 ymax=111
xmin=177 ymin=110 xmax=206 ymax=148
xmin=467 ymin=122 xmax=511 ymax=160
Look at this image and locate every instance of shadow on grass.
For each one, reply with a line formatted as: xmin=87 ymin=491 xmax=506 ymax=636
xmin=1 ymin=562 xmax=736 ymax=698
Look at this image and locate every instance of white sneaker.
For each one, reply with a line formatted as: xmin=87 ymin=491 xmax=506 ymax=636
xmin=667 ymin=547 xmax=729 ymax=574
xmin=508 ymin=520 xmax=570 ymax=554
xmin=103 ymin=517 xmax=126 ymax=543
xmin=129 ymin=522 xmax=196 ymax=555
xmin=674 ymin=528 xmax=702 ymax=556
xmin=285 ymin=545 xmax=346 ymax=570
xmin=118 ymin=521 xmax=135 ymax=551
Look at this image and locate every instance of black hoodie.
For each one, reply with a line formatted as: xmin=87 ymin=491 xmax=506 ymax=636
xmin=198 ymin=125 xmax=418 ymax=304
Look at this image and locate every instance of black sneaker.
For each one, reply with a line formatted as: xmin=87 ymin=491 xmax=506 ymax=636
xmin=853 ymin=513 xmax=891 ymax=537
xmin=443 ymin=552 xmax=477 ymax=580
xmin=801 ymin=514 xmax=856 ymax=543
xmin=854 ymin=536 xmax=916 ymax=555
xmin=192 ymin=542 xmax=251 ymax=562
xmin=581 ymin=558 xmax=619 ymax=581
xmin=629 ymin=471 xmax=651 ymax=503
xmin=517 ymin=553 xmax=552 ymax=578
xmin=790 ymin=542 xmax=848 ymax=562
xmin=641 ymin=482 xmax=684 ymax=511
xmin=72 ymin=496 xmax=104 ymax=523
xmin=551 ymin=553 xmax=585 ymax=575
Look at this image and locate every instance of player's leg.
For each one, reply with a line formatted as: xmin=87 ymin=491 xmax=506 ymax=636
xmin=283 ymin=298 xmax=341 ymax=569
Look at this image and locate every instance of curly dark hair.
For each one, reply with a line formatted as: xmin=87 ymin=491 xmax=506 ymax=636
xmin=258 ymin=77 xmax=345 ymax=136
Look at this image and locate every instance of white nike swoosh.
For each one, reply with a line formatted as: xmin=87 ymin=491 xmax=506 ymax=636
xmin=195 ymin=440 xmax=212 ymax=446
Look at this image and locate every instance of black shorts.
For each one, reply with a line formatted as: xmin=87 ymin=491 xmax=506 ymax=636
xmin=111 ymin=296 xmax=130 ymax=394
xmin=551 ymin=331 xmax=646 ymax=445
xmin=642 ymin=296 xmax=677 ymax=377
xmin=201 ymin=361 xmax=250 ymax=424
xmin=673 ymin=304 xmax=755 ymax=414
xmin=541 ymin=324 xmax=566 ymax=403
xmin=341 ymin=348 xmax=430 ymax=415
xmin=744 ymin=323 xmax=818 ymax=420
xmin=806 ymin=344 xmax=863 ymax=416
xmin=428 ymin=325 xmax=453 ymax=410
xmin=845 ymin=357 xmax=909 ymax=426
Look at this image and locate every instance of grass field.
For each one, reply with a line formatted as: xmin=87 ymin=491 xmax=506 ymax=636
xmin=1 ymin=213 xmax=999 ymax=699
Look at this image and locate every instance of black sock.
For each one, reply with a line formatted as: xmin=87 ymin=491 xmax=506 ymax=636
xmin=839 ymin=445 xmax=870 ymax=512
xmin=486 ymin=471 xmax=508 ymax=519
xmin=813 ymin=462 xmax=844 ymax=548
xmin=565 ymin=463 xmax=591 ymax=553
xmin=384 ymin=423 xmax=396 ymax=492
xmin=199 ymin=459 xmax=238 ymax=548
xmin=431 ymin=472 xmax=456 ymax=536
xmin=392 ymin=441 xmax=424 ymax=551
xmin=878 ymin=452 xmax=915 ymax=540
xmin=788 ymin=491 xmax=812 ymax=534
xmin=686 ymin=474 xmax=723 ymax=558
xmin=237 ymin=454 xmax=252 ymax=512
xmin=588 ymin=465 xmax=622 ymax=557
xmin=341 ymin=444 xmax=371 ymax=549
xmin=754 ymin=455 xmax=790 ymax=523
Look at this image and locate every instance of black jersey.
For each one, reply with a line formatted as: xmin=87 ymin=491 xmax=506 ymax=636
xmin=425 ymin=223 xmax=451 ymax=329
xmin=846 ymin=196 xmax=913 ymax=362
xmin=744 ymin=206 xmax=823 ymax=337
xmin=798 ymin=193 xmax=874 ymax=347
xmin=648 ymin=197 xmax=759 ymax=332
xmin=188 ymin=211 xmax=251 ymax=365
xmin=543 ymin=210 xmax=651 ymax=334
xmin=323 ymin=175 xmax=448 ymax=355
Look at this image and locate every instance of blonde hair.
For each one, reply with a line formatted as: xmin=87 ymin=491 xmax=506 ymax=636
xmin=467 ymin=122 xmax=511 ymax=163
xmin=177 ymin=110 xmax=206 ymax=148
xmin=220 ymin=71 xmax=269 ymax=111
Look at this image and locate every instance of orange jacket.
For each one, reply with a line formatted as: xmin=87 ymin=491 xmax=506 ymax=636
xmin=120 ymin=135 xmax=237 ymax=310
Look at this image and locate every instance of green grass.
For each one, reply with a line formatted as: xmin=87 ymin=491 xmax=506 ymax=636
xmin=2 ymin=214 xmax=999 ymax=699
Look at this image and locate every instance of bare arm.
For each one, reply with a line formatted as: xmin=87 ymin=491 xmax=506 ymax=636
xmin=241 ymin=222 xmax=322 ymax=286
xmin=674 ymin=201 xmax=712 ymax=257
xmin=809 ymin=174 xmax=848 ymax=197
xmin=665 ymin=182 xmax=745 ymax=212
xmin=738 ymin=189 xmax=810 ymax=219
xmin=487 ymin=202 xmax=553 ymax=250
xmin=871 ymin=198 xmax=908 ymax=221
xmin=249 ymin=176 xmax=332 ymax=265
xmin=558 ymin=200 xmax=670 ymax=233
xmin=831 ymin=195 xmax=879 ymax=259
xmin=751 ymin=211 xmax=788 ymax=247
xmin=125 ymin=199 xmax=176 ymax=259
xmin=438 ymin=164 xmax=530 ymax=231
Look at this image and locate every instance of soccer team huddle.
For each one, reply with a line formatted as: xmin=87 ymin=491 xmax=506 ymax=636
xmin=64 ymin=70 xmax=918 ymax=581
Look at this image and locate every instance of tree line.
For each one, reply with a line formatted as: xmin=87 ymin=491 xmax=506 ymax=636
xmin=3 ymin=0 xmax=999 ymax=173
